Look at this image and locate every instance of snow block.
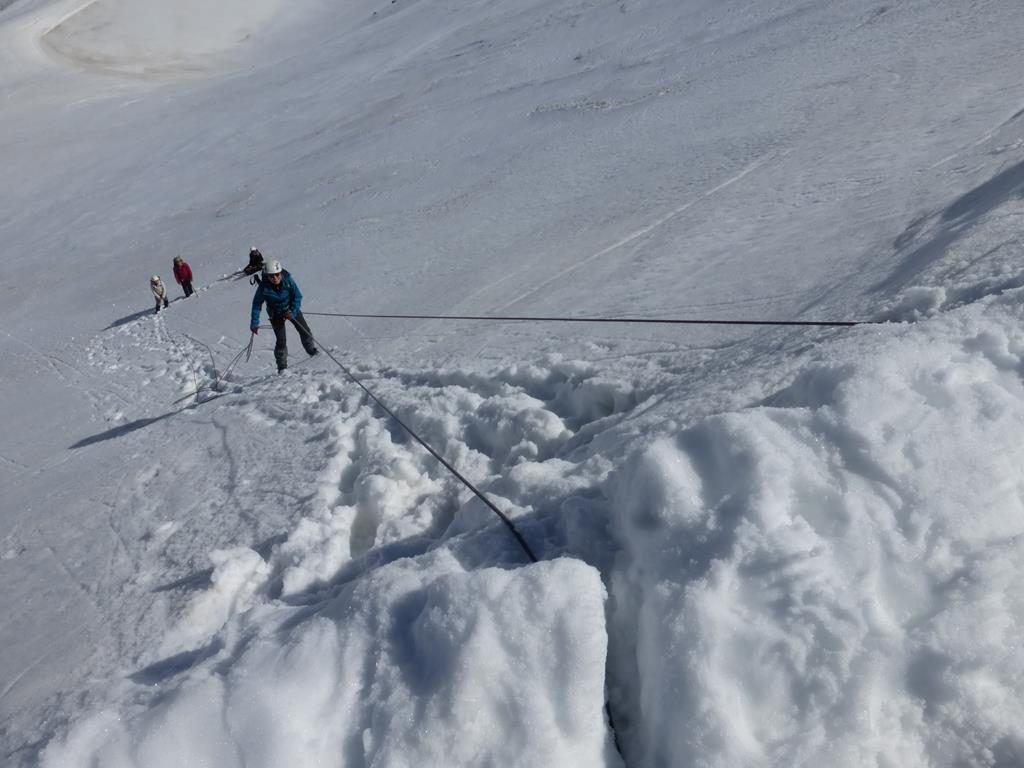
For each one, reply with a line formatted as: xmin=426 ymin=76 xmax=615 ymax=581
xmin=43 ymin=556 xmax=619 ymax=768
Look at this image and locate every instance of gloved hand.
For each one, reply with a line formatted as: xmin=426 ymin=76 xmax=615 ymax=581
xmin=250 ymin=326 xmax=259 ymax=335
xmin=283 ymin=312 xmax=293 ymax=321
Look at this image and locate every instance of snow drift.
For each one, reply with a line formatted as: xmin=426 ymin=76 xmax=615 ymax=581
xmin=609 ymin=290 xmax=1024 ymax=766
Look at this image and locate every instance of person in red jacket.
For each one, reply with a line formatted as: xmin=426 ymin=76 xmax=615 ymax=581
xmin=173 ymin=256 xmax=195 ymax=297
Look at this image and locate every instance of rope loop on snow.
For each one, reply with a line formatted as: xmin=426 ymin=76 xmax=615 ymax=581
xmin=171 ymin=335 xmax=255 ymax=404
xmin=289 ymin=316 xmax=540 ymax=564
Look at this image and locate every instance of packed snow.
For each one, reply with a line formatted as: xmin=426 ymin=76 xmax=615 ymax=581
xmin=3 ymin=0 xmax=1024 ymax=766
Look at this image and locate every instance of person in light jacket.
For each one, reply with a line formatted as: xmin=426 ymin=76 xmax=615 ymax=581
xmin=249 ymin=260 xmax=317 ymax=372
xmin=150 ymin=275 xmax=169 ymax=314
xmin=173 ymin=256 xmax=194 ymax=297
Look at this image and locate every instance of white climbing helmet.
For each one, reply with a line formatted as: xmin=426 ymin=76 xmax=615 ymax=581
xmin=151 ymin=275 xmax=160 ymax=283
xmin=264 ymin=260 xmax=283 ymax=276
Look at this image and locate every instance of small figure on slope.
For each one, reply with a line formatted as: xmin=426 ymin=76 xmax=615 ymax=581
xmin=250 ymin=260 xmax=318 ymax=373
xmin=150 ymin=275 xmax=169 ymax=314
xmin=173 ymin=256 xmax=194 ymax=297
xmin=242 ymin=247 xmax=264 ymax=285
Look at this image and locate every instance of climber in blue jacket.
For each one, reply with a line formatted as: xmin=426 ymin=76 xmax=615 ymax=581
xmin=250 ymin=259 xmax=318 ymax=372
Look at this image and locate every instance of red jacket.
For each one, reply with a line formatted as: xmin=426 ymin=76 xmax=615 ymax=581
xmin=173 ymin=261 xmax=193 ymax=284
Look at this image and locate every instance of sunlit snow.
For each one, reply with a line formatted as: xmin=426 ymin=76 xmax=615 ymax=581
xmin=2 ymin=0 xmax=1024 ymax=766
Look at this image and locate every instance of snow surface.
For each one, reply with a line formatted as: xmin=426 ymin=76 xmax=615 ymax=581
xmin=42 ymin=0 xmax=284 ymax=76
xmin=3 ymin=0 xmax=1024 ymax=765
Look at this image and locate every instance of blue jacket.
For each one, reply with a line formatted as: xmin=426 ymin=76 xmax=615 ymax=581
xmin=251 ymin=270 xmax=302 ymax=328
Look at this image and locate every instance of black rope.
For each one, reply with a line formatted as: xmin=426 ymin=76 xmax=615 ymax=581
xmin=304 ymin=310 xmax=864 ymax=328
xmin=265 ymin=318 xmax=618 ymax=752
xmin=289 ymin=317 xmax=539 ymax=564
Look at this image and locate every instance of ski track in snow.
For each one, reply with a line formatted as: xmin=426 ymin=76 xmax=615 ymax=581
xmin=0 ymin=650 xmax=51 ymax=705
xmin=929 ymin=102 xmax=1024 ymax=169
xmin=495 ymin=150 xmax=785 ymax=313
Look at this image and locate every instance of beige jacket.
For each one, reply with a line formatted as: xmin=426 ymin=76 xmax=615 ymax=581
xmin=150 ymin=277 xmax=167 ymax=300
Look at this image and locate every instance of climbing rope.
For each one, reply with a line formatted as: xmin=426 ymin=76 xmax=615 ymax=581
xmin=289 ymin=315 xmax=627 ymax=750
xmin=304 ymin=310 xmax=865 ymax=327
xmin=289 ymin=316 xmax=539 ymax=564
xmin=171 ymin=333 xmax=256 ymax=405
xmin=223 ymin=332 xmax=256 ymax=379
xmin=163 ymin=307 xmax=613 ymax=750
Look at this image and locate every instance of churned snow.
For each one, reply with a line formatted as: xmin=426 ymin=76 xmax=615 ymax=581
xmin=610 ymin=292 xmax=1024 ymax=765
xmin=3 ymin=0 xmax=1024 ymax=766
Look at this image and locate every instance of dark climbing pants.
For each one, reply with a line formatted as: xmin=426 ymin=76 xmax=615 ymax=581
xmin=270 ymin=312 xmax=317 ymax=370
xmin=182 ymin=280 xmax=194 ymax=297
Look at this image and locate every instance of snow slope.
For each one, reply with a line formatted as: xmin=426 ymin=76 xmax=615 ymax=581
xmin=2 ymin=0 xmax=1024 ymax=765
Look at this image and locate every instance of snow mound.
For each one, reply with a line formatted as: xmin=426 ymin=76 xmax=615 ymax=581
xmin=42 ymin=555 xmax=619 ymax=767
xmin=609 ymin=290 xmax=1024 ymax=766
xmin=41 ymin=0 xmax=284 ymax=75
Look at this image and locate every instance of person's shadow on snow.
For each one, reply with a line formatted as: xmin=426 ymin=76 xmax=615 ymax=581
xmin=69 ymin=412 xmax=177 ymax=449
xmin=103 ymin=307 xmax=156 ymax=330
